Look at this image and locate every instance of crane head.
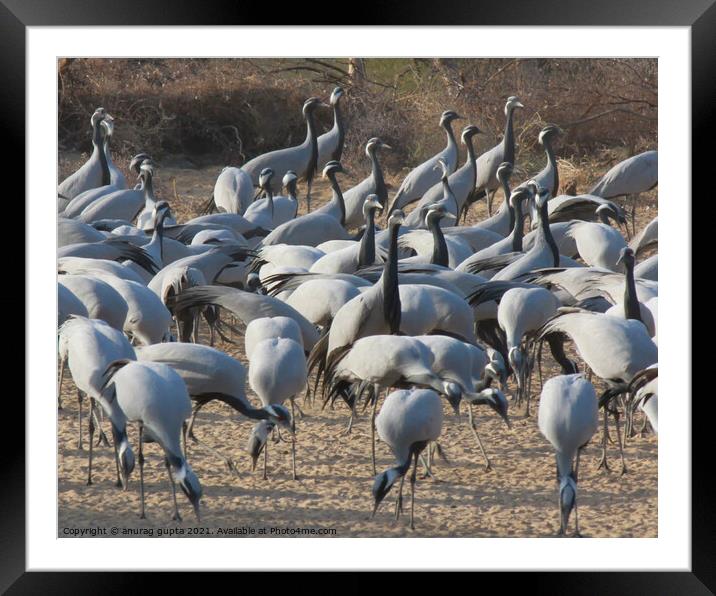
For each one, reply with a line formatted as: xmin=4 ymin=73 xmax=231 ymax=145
xmin=505 ymin=96 xmax=524 ymax=115
xmin=366 ymin=137 xmax=392 ymax=156
xmin=247 ymin=420 xmax=274 ymax=471
xmin=330 ymin=86 xmax=344 ymax=105
xmin=362 ymin=195 xmax=383 ymax=217
xmin=130 ymin=153 xmax=152 ymax=175
xmin=558 ymin=474 xmax=577 ymax=536
xmin=441 ymin=381 xmax=463 ymax=415
xmin=480 ymin=388 xmax=511 ymax=430
xmin=425 ymin=203 xmax=456 ymax=226
xmin=302 ymin=96 xmax=327 ymax=117
xmin=371 ymin=466 xmax=403 ymax=517
xmin=538 ymin=124 xmax=562 ymax=146
xmin=616 ymin=246 xmax=635 ymax=269
xmin=175 ymin=461 xmax=203 ymax=522
xmin=496 ymin=162 xmax=514 ymax=185
xmin=439 ymin=110 xmax=462 ymax=127
xmin=90 ymin=106 xmax=107 ymax=127
xmin=508 ymin=187 xmax=532 ymax=210
xmin=508 ymin=347 xmax=527 ymax=391
xmin=264 ymin=404 xmax=293 ymax=433
xmin=461 ymin=125 xmax=482 ymax=144
xmin=433 ymin=157 xmax=450 ymax=179
xmin=112 ymin=425 xmax=134 ymax=490
xmin=258 ymin=168 xmax=274 ymax=190
xmin=322 ymin=160 xmax=345 ymax=179
xmin=100 ymin=116 xmax=115 ymax=139
xmin=387 ymin=208 xmax=405 ymax=228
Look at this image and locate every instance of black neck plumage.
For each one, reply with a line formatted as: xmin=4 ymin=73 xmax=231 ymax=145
xmin=383 ymin=223 xmax=402 ymax=334
xmin=358 ymin=208 xmax=376 ymax=267
xmin=504 ymin=108 xmax=516 ymax=165
xmin=94 ymin=120 xmax=110 ymax=186
xmin=332 ymin=103 xmax=345 ymax=162
xmin=428 ymin=215 xmax=449 ymax=267
xmin=327 ymin=174 xmax=346 ymax=227
xmin=623 ymin=260 xmax=643 ymax=322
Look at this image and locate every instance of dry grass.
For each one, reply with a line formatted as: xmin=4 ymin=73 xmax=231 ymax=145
xmin=59 ymin=58 xmax=657 ymax=172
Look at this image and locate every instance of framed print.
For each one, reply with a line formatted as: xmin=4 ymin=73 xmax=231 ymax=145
xmin=7 ymin=0 xmax=710 ymax=589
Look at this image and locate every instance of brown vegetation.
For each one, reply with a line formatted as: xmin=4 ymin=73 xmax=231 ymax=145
xmin=58 ymin=58 xmax=657 ymax=173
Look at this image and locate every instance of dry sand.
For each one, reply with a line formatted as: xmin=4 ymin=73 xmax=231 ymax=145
xmin=58 ymin=153 xmax=658 ymax=538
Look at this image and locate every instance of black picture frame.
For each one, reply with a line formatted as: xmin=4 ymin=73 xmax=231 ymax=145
xmin=7 ymin=0 xmax=708 ymax=590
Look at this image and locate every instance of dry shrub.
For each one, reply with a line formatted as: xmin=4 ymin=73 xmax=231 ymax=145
xmin=58 ymin=58 xmax=657 ymax=175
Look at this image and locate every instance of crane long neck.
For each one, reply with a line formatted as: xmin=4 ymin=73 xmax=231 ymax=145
xmin=510 ymin=198 xmax=526 ymax=252
xmin=444 ymin=121 xmax=458 ymax=170
xmin=328 ymin=174 xmax=346 ymax=226
xmin=265 ymin=186 xmax=274 ymax=218
xmin=143 ymin=174 xmax=155 ymax=203
xmin=383 ymin=223 xmax=402 ymax=334
xmin=287 ymin=185 xmax=299 ymax=219
xmin=304 ymin=109 xmax=319 ymax=187
xmin=331 ymin=103 xmax=345 ymax=162
xmin=502 ymin=178 xmax=514 ymax=232
xmin=148 ymin=214 xmax=165 ymax=264
xmin=93 ymin=120 xmax=111 ymax=186
xmin=543 ymin=139 xmax=559 ymax=195
xmin=428 ymin=215 xmax=449 ymax=267
xmin=535 ymin=199 xmax=559 ymax=266
xmin=218 ymin=393 xmax=271 ymax=421
xmin=463 ymin=136 xmax=477 ymax=189
xmin=503 ymin=108 xmax=516 ymax=165
xmin=369 ymin=149 xmax=388 ymax=206
xmin=623 ymin=260 xmax=643 ymax=322
xmin=358 ymin=208 xmax=376 ymax=267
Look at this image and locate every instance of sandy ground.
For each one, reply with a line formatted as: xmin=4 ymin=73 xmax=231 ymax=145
xmin=58 ymin=153 xmax=658 ymax=537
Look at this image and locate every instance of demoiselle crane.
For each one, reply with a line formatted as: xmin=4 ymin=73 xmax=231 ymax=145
xmin=404 ymin=125 xmax=481 ymax=228
xmin=58 ymin=317 xmax=135 ymax=484
xmin=242 ymin=97 xmax=328 ymax=212
xmin=135 ymin=342 xmax=292 ymax=473
xmin=590 ymin=150 xmax=657 ymax=234
xmin=58 ymin=107 xmax=111 ymax=204
xmin=317 ymin=86 xmax=346 ymax=168
xmin=387 ymin=110 xmax=462 ymax=214
xmin=469 ymin=96 xmax=524 ymax=217
xmin=373 ymin=388 xmax=443 ymax=529
xmin=206 ymin=166 xmax=254 ymax=215
xmin=538 ymin=374 xmax=598 ymax=536
xmin=248 ymin=337 xmax=306 ymax=479
xmin=309 ymin=196 xmax=383 ymax=274
xmin=101 ymin=359 xmax=202 ymax=521
xmin=342 ymin=138 xmax=392 ymax=228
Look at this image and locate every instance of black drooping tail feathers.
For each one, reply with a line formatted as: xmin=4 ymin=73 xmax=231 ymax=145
xmin=101 ymin=239 xmax=160 ymax=274
xmin=100 ymin=358 xmax=134 ymax=395
xmin=200 ymin=192 xmax=217 ymax=215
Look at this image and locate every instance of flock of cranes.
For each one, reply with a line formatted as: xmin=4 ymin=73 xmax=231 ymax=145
xmin=57 ymin=89 xmax=658 ymax=535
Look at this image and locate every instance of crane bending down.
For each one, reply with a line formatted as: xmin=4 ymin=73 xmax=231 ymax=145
xmin=101 ymin=359 xmax=203 ymax=521
xmin=538 ymin=374 xmax=599 ymax=536
xmin=373 ymin=388 xmax=443 ymax=530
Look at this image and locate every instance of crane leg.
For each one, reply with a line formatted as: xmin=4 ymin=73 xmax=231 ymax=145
xmin=394 ymin=473 xmax=406 ymax=520
xmin=468 ymin=404 xmax=492 ymax=471
xmin=409 ymin=451 xmax=419 ymax=531
xmin=138 ymin=423 xmax=146 ymax=519
xmin=572 ymin=448 xmax=583 ymax=537
xmin=613 ymin=409 xmax=628 ymax=475
xmin=306 ymin=178 xmax=313 ymax=213
xmin=87 ymin=398 xmax=95 ymax=485
xmin=112 ymin=436 xmax=123 ymax=488
xmin=94 ymin=408 xmax=110 ymax=447
xmin=262 ymin=436 xmax=269 ymax=480
xmin=486 ymin=189 xmax=494 ymax=217
xmin=165 ymin=457 xmax=182 ymax=522
xmin=290 ymin=398 xmax=298 ymax=481
xmin=371 ymin=385 xmax=380 ymax=475
xmin=58 ymin=354 xmax=67 ymax=409
xmin=596 ymin=407 xmax=611 ymax=472
xmin=630 ymin=194 xmax=638 ymax=236
xmin=77 ymin=389 xmax=84 ymax=450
